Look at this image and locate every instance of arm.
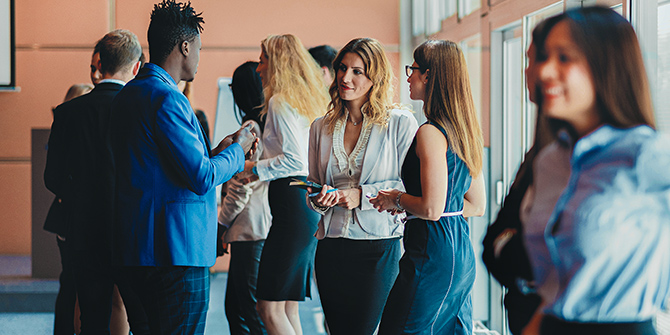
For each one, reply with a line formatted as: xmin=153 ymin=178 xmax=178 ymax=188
xmin=463 ymin=172 xmax=486 ymax=217
xmin=371 ymin=124 xmax=448 ymax=221
xmin=154 ymin=91 xmax=245 ymax=195
xmin=44 ymin=106 xmax=69 ymax=195
xmin=305 ymin=118 xmax=334 ymax=214
xmin=359 ymin=112 xmax=418 ymax=211
xmin=253 ymin=98 xmax=308 ymax=181
xmin=218 ymin=177 xmax=253 ymax=227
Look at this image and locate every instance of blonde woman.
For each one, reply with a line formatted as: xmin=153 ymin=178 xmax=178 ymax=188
xmin=371 ymin=40 xmax=486 ymax=334
xmin=307 ymin=38 xmax=418 ymax=334
xmin=242 ymin=34 xmax=329 ymax=335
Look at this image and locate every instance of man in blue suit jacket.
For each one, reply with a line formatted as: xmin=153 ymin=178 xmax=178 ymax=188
xmin=109 ymin=1 xmax=256 ymax=333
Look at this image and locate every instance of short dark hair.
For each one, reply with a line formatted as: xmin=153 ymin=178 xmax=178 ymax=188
xmin=309 ymin=45 xmax=337 ymax=73
xmin=94 ymin=29 xmax=142 ymax=75
xmin=147 ymin=0 xmax=204 ymax=65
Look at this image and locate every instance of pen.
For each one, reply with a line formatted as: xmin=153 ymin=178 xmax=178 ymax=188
xmin=308 ymin=188 xmax=339 ymax=197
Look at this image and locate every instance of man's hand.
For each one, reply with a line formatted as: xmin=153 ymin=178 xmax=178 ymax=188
xmin=234 ymin=125 xmax=257 ymax=157
xmin=212 ymin=134 xmax=235 ymax=156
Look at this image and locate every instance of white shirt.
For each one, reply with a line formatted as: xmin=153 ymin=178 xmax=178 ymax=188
xmin=256 ymin=96 xmax=311 ymax=181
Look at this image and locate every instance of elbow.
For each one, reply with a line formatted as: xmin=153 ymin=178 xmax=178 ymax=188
xmin=472 ymin=207 xmax=486 ymax=217
xmin=469 ymin=202 xmax=486 ymax=217
xmin=424 ymin=207 xmax=444 ymax=221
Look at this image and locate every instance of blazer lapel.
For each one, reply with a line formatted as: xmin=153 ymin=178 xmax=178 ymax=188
xmin=359 ymin=124 xmax=386 ymax=184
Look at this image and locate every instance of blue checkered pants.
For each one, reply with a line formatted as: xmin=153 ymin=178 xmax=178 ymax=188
xmin=117 ymin=266 xmax=209 ymax=335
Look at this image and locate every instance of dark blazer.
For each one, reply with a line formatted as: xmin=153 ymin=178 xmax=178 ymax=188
xmin=44 ymin=82 xmax=123 ymax=254
xmin=109 ymin=63 xmax=244 ymax=267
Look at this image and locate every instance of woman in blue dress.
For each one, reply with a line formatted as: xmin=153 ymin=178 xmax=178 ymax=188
xmin=371 ymin=40 xmax=486 ymax=335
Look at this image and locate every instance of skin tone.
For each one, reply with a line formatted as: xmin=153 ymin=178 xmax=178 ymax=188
xmin=321 ymin=66 xmax=333 ymax=86
xmin=156 ymin=34 xmax=256 ymax=157
xmin=526 ymin=42 xmax=538 ymax=103
xmin=369 ymin=59 xmax=486 ymax=219
xmin=310 ymin=52 xmax=374 ymax=210
xmin=536 ymin=20 xmax=600 ymax=138
xmin=90 ymin=52 xmax=103 ymax=85
xmin=407 ymin=61 xmax=427 ymax=101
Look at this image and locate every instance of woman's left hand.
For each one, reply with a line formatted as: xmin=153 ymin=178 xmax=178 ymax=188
xmin=370 ymin=189 xmax=402 ymax=213
xmin=337 ymin=188 xmax=361 ymax=210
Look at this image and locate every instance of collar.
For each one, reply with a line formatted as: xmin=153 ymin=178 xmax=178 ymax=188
xmin=97 ymin=78 xmax=126 ymax=86
xmin=141 ymin=63 xmax=178 ymax=87
xmin=572 ymin=124 xmax=655 ymax=166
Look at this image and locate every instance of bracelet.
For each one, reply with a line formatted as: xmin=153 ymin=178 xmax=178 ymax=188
xmin=251 ymin=165 xmax=258 ymax=176
xmin=395 ymin=191 xmax=405 ymax=211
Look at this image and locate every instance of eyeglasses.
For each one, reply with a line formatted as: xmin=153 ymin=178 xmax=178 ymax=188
xmin=405 ymin=65 xmax=421 ymax=77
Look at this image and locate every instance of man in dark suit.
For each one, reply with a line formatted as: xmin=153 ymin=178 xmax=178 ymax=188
xmin=109 ymin=1 xmax=256 ymax=334
xmin=44 ymin=29 xmax=149 ymax=335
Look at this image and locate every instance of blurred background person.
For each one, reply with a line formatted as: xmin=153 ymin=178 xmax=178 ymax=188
xmin=527 ymin=6 xmax=670 ymax=335
xmin=371 ymin=40 xmax=486 ymax=334
xmin=481 ymin=16 xmax=565 ymax=335
xmin=242 ymin=34 xmax=329 ymax=335
xmin=307 ymin=37 xmax=418 ymax=335
xmin=309 ymin=45 xmax=338 ymax=86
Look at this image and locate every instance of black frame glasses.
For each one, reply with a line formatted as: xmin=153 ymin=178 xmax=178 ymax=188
xmin=405 ymin=65 xmax=421 ymax=77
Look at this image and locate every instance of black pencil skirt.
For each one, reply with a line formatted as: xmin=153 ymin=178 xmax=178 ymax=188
xmin=256 ymin=176 xmax=319 ymax=301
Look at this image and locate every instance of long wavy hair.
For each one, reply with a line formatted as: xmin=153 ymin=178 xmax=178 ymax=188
xmin=414 ymin=40 xmax=483 ymax=177
xmin=323 ymin=37 xmax=395 ymax=133
xmin=260 ymin=34 xmax=329 ymax=123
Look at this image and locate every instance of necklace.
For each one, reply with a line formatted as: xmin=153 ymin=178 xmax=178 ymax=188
xmin=348 ymin=116 xmax=361 ymax=126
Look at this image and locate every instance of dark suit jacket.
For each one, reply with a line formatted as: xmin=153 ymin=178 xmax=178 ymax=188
xmin=44 ymin=82 xmax=123 ymax=255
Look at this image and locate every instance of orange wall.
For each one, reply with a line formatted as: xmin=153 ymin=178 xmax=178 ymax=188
xmin=0 ymin=0 xmax=400 ymax=254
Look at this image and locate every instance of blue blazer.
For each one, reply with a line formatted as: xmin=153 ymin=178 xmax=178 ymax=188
xmin=110 ymin=63 xmax=244 ymax=267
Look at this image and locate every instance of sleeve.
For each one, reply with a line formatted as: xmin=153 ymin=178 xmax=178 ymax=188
xmin=218 ymin=177 xmax=253 ymax=227
xmin=255 ymin=98 xmax=308 ymax=181
xmin=44 ymin=106 xmax=69 ymax=196
xmin=154 ymin=91 xmax=245 ymax=195
xmin=359 ymin=112 xmax=419 ymax=211
xmin=305 ymin=119 xmax=330 ymax=215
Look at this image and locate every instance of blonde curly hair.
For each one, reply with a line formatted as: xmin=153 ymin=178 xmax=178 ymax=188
xmin=260 ymin=34 xmax=329 ymax=123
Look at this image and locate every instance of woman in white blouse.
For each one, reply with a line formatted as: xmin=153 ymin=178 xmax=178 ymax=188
xmin=242 ymin=34 xmax=330 ymax=335
xmin=307 ymin=37 xmax=418 ymax=335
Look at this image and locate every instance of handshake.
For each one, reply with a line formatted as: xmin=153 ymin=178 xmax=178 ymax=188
xmin=213 ymin=120 xmax=260 ymax=159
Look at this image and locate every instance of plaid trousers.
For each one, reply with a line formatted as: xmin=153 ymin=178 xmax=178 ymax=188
xmin=118 ymin=266 xmax=209 ymax=335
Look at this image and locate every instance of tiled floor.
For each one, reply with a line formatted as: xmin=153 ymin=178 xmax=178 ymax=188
xmin=0 ymin=255 xmax=325 ymax=335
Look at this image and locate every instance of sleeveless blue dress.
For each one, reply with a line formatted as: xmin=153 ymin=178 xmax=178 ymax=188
xmin=379 ymin=122 xmax=476 ymax=335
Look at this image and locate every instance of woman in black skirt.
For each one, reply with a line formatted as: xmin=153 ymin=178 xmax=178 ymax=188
xmin=307 ymin=37 xmax=418 ymax=335
xmin=241 ymin=34 xmax=330 ymax=335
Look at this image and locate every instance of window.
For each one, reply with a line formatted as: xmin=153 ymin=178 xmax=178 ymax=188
xmin=460 ymin=34 xmax=482 ymax=123
xmin=459 ymin=0 xmax=480 ymax=18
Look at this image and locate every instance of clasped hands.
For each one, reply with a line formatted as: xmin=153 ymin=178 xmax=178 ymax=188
xmin=308 ymin=185 xmax=361 ymax=210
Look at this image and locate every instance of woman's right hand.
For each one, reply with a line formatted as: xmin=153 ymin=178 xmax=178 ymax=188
xmin=310 ymin=184 xmax=340 ymax=208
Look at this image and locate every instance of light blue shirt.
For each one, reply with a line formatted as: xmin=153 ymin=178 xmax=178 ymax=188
xmin=544 ymin=125 xmax=670 ymax=322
